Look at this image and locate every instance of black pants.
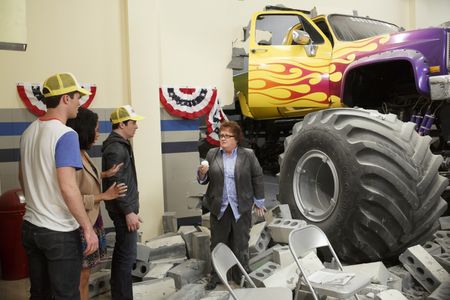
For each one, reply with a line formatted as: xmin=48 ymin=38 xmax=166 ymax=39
xmin=210 ymin=205 xmax=251 ymax=283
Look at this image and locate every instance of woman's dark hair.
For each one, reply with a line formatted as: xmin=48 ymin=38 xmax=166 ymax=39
xmin=66 ymin=107 xmax=99 ymax=150
xmin=220 ymin=120 xmax=243 ymax=144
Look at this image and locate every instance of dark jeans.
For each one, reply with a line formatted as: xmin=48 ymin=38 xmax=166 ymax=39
xmin=109 ymin=214 xmax=137 ymax=300
xmin=210 ymin=205 xmax=251 ymax=284
xmin=21 ymin=221 xmax=82 ymax=300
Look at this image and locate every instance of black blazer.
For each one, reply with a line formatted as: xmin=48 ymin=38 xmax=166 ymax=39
xmin=200 ymin=147 xmax=264 ymax=216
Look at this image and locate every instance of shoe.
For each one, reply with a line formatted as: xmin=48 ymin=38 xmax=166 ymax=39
xmin=205 ymin=280 xmax=218 ymax=290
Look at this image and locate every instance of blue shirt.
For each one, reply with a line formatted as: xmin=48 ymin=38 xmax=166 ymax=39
xmin=218 ymin=148 xmax=265 ymax=221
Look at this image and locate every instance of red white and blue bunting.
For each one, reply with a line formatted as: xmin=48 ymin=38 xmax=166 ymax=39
xmin=17 ymin=83 xmax=97 ymax=117
xmin=206 ymin=97 xmax=228 ymax=145
xmin=159 ymin=86 xmax=226 ymax=145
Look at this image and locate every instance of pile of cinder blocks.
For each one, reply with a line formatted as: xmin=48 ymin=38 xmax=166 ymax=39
xmin=92 ymin=210 xmax=450 ymax=300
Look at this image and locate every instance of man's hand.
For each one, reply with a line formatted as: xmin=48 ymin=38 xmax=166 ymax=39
xmin=126 ymin=212 xmax=140 ymax=232
xmin=102 ymin=163 xmax=124 ymax=178
xmin=82 ymin=225 xmax=99 ymax=256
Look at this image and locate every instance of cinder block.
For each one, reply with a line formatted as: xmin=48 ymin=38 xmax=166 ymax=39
xmin=248 ymin=244 xmax=282 ymax=272
xmin=166 ymin=284 xmax=205 ymax=300
xmin=439 ymin=216 xmax=450 ymax=230
xmin=434 ymin=230 xmax=450 ymax=240
xmin=423 ymin=241 xmax=443 ymax=256
xmin=145 ymin=234 xmax=186 ymax=261
xmin=428 ymin=281 xmax=450 ymax=300
xmin=343 ymin=261 xmax=390 ymax=285
xmin=200 ymin=290 xmax=230 ymax=300
xmin=264 ymin=205 xmax=292 ymax=224
xmin=167 ymin=259 xmax=207 ymax=289
xmin=133 ymin=277 xmax=176 ymax=300
xmin=374 ymin=289 xmax=408 ymax=300
xmin=263 ymin=261 xmax=299 ymax=290
xmin=149 ymin=256 xmax=187 ymax=266
xmin=132 ymin=260 xmax=150 ymax=278
xmin=177 ymin=225 xmax=198 ymax=258
xmin=202 ymin=213 xmax=210 ymax=228
xmin=105 ymin=232 xmax=116 ymax=248
xmin=137 ymin=242 xmax=151 ymax=262
xmin=88 ymin=269 xmax=111 ymax=298
xmin=273 ymin=245 xmax=294 ymax=267
xmin=268 ymin=218 xmax=307 ymax=244
xmin=249 ymin=261 xmax=281 ymax=287
xmin=386 ymin=271 xmax=402 ymax=291
xmin=197 ymin=226 xmax=211 ymax=237
xmin=144 ymin=263 xmax=174 ymax=280
xmin=163 ymin=212 xmax=178 ymax=233
xmin=434 ymin=238 xmax=450 ymax=253
xmin=432 ymin=252 xmax=450 ymax=272
xmin=249 ymin=222 xmax=271 ymax=256
xmin=358 ymin=283 xmax=388 ymax=296
xmin=399 ymin=244 xmax=450 ymax=292
xmin=192 ymin=232 xmax=211 ymax=274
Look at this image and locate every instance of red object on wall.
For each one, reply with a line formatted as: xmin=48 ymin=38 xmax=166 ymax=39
xmin=0 ymin=188 xmax=28 ymax=280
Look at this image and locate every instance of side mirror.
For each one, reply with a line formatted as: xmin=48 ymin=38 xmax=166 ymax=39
xmin=292 ymin=30 xmax=311 ymax=45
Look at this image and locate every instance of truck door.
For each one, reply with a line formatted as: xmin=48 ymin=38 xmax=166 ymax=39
xmin=248 ymin=12 xmax=335 ymax=116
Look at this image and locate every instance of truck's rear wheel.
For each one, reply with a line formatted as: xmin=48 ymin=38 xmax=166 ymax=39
xmin=279 ymin=108 xmax=448 ymax=263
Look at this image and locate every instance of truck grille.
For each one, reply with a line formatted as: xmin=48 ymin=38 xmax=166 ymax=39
xmin=448 ymin=32 xmax=450 ymax=72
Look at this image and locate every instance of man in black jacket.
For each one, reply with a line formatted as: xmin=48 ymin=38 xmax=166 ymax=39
xmin=102 ymin=105 xmax=144 ymax=300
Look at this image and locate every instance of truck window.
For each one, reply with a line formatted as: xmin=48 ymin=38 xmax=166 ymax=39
xmin=328 ymin=14 xmax=400 ymax=41
xmin=314 ymin=19 xmax=334 ymax=46
xmin=255 ymin=14 xmax=303 ymax=45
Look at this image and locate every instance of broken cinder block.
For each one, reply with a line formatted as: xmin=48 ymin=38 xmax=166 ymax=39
xmin=145 ymin=234 xmax=186 ymax=261
xmin=249 ymin=221 xmax=271 ymax=256
xmin=399 ymin=244 xmax=450 ymax=292
xmin=268 ymin=218 xmax=307 ymax=244
xmin=167 ymin=259 xmax=207 ymax=289
xmin=133 ymin=277 xmax=176 ymax=300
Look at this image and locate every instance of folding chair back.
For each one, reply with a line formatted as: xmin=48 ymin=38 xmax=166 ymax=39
xmin=289 ymin=225 xmax=331 ymax=259
xmin=211 ymin=243 xmax=256 ymax=299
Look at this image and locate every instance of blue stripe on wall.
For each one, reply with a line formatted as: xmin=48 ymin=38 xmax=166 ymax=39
xmin=0 ymin=121 xmax=112 ymax=136
xmin=0 ymin=119 xmax=198 ymax=136
xmin=161 ymin=141 xmax=198 ymax=154
xmin=160 ymin=119 xmax=199 ymax=131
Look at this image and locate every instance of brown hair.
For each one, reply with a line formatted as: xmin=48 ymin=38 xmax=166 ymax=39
xmin=220 ymin=120 xmax=243 ymax=144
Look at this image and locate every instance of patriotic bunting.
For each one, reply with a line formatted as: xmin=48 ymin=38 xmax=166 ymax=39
xmin=159 ymin=86 xmax=226 ymax=145
xmin=206 ymin=97 xmax=228 ymax=145
xmin=17 ymin=83 xmax=97 ymax=117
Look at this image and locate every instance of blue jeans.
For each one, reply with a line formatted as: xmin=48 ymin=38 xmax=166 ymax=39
xmin=21 ymin=221 xmax=82 ymax=300
xmin=109 ymin=214 xmax=137 ymax=300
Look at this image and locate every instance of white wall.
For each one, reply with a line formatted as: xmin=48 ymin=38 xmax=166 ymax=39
xmin=413 ymin=0 xmax=450 ymax=28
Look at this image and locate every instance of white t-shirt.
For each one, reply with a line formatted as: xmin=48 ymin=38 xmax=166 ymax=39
xmin=20 ymin=118 xmax=82 ymax=232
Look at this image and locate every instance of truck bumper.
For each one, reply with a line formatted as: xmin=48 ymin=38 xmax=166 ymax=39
xmin=430 ymin=75 xmax=450 ymax=100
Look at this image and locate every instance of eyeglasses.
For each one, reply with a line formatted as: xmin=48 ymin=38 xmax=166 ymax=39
xmin=219 ymin=134 xmax=235 ymax=139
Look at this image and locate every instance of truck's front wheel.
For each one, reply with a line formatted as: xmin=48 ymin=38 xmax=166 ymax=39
xmin=279 ymin=108 xmax=448 ymax=263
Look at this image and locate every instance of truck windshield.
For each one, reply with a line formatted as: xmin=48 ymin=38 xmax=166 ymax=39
xmin=328 ymin=14 xmax=400 ymax=41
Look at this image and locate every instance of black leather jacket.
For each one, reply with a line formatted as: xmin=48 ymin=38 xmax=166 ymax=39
xmin=102 ymin=131 xmax=139 ymax=216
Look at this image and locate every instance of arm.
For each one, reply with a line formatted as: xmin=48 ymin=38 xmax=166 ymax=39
xmin=57 ymin=167 xmax=98 ymax=255
xmin=249 ymin=150 xmax=266 ymax=216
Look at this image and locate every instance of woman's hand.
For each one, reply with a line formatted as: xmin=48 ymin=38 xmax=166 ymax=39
xmin=253 ymin=204 xmax=267 ymax=217
xmin=198 ymin=160 xmax=209 ymax=178
xmin=102 ymin=182 xmax=127 ymax=201
xmin=102 ymin=163 xmax=124 ymax=178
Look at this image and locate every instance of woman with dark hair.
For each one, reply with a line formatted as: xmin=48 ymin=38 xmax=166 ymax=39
xmin=67 ymin=107 xmax=127 ymax=300
xmin=197 ymin=120 xmax=266 ymax=289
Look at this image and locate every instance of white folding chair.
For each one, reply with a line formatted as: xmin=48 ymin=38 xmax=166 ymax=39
xmin=288 ymin=225 xmax=371 ymax=300
xmin=211 ymin=243 xmax=292 ymax=300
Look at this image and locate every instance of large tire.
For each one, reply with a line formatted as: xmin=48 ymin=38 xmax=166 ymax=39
xmin=279 ymin=108 xmax=448 ymax=263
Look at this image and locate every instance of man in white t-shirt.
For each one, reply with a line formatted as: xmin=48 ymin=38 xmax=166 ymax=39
xmin=19 ymin=72 xmax=99 ymax=300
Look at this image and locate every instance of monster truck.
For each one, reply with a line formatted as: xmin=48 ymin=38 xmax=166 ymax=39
xmin=231 ymin=6 xmax=450 ymax=263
